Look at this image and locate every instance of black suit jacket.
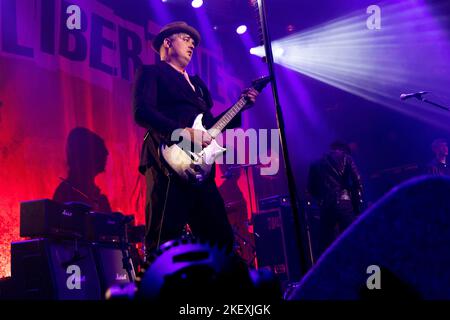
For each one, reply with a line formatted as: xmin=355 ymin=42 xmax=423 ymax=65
xmin=133 ymin=61 xmax=241 ymax=175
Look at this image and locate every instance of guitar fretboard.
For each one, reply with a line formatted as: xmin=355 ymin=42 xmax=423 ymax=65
xmin=207 ymin=97 xmax=247 ymax=138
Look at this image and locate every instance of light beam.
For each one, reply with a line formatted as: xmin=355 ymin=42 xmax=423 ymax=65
xmin=250 ymin=1 xmax=450 ymax=130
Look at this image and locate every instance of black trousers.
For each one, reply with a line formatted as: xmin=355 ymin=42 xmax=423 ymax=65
xmin=318 ymin=200 xmax=356 ymax=257
xmin=144 ymin=167 xmax=234 ymax=252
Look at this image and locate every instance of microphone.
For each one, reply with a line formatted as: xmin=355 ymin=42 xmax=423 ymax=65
xmin=400 ymin=91 xmax=428 ymax=101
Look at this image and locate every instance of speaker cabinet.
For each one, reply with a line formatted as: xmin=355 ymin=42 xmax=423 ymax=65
xmin=11 ymin=238 xmax=101 ymax=300
xmin=253 ymin=207 xmax=301 ymax=286
xmin=91 ymin=243 xmax=132 ymax=295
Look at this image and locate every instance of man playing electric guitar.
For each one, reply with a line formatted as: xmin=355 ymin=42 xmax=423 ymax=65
xmin=133 ymin=21 xmax=260 ymax=253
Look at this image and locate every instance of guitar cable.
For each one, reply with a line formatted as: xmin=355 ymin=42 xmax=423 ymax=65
xmin=156 ymin=173 xmax=172 ymax=250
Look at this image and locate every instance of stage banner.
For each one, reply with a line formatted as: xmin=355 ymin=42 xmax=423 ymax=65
xmin=0 ymin=0 xmax=243 ymax=277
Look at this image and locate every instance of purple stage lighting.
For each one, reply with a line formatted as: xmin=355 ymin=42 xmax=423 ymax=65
xmin=249 ymin=1 xmax=450 ymax=130
xmin=191 ymin=0 xmax=203 ymax=8
xmin=236 ymin=25 xmax=247 ymax=35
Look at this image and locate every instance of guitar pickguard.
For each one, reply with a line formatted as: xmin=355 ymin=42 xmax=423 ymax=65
xmin=161 ymin=114 xmax=226 ymax=183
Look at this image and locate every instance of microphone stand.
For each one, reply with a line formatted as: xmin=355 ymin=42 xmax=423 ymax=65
xmin=420 ymin=97 xmax=450 ymax=112
xmin=255 ymin=0 xmax=314 ymax=275
xmin=404 ymin=93 xmax=450 ymax=112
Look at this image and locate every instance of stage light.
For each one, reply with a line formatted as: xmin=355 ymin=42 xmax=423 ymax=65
xmin=236 ymin=25 xmax=247 ymax=35
xmin=191 ymin=0 xmax=203 ymax=8
xmin=273 ymin=47 xmax=284 ymax=58
xmin=249 ymin=1 xmax=450 ymax=130
xmin=248 ymin=46 xmax=283 ymax=58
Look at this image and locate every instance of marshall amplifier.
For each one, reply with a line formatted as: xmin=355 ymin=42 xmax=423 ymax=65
xmin=11 ymin=238 xmax=101 ymax=300
xmin=85 ymin=212 xmax=129 ymax=243
xmin=91 ymin=243 xmax=133 ymax=297
xmin=20 ymin=199 xmax=86 ymax=239
xmin=20 ymin=199 xmax=132 ymax=243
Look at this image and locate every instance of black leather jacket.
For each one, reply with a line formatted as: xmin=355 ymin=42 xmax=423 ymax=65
xmin=307 ymin=150 xmax=363 ymax=212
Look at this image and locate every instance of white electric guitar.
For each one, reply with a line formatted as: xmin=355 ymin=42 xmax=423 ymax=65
xmin=161 ymin=75 xmax=271 ymax=183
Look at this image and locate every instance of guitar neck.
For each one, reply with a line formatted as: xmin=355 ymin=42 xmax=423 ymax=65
xmin=207 ymin=97 xmax=248 ymax=138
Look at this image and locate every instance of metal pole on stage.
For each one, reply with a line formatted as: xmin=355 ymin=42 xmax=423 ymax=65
xmin=421 ymin=98 xmax=450 ymax=111
xmin=256 ymin=0 xmax=314 ymax=276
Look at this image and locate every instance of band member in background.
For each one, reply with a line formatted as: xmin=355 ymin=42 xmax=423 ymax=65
xmin=425 ymin=138 xmax=450 ymax=176
xmin=306 ymin=141 xmax=363 ymax=257
xmin=132 ymin=21 xmax=258 ymax=253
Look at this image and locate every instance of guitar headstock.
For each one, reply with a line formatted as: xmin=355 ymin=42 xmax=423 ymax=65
xmin=251 ymin=75 xmax=271 ymax=92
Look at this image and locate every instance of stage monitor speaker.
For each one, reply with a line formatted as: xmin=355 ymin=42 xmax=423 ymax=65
xmin=287 ymin=175 xmax=450 ymax=300
xmin=253 ymin=206 xmax=302 ymax=286
xmin=11 ymin=238 xmax=101 ymax=300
